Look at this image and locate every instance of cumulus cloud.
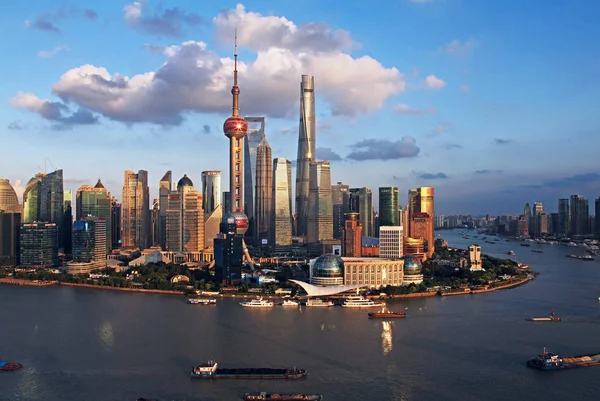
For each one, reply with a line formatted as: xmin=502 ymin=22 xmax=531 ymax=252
xmin=316 ymin=147 xmax=342 ymax=161
xmin=438 ymin=39 xmax=478 ymax=56
xmin=393 ymin=103 xmax=435 ymax=115
xmin=475 ymin=169 xmax=503 ymax=175
xmin=422 ymin=74 xmax=446 ymax=90
xmin=347 ymin=137 xmax=420 ymax=161
xmin=24 ymin=7 xmax=98 ymax=34
xmin=419 ymin=172 xmax=448 ymax=179
xmin=18 ymin=5 xmax=407 ymax=126
xmin=10 ymin=92 xmax=98 ymax=129
xmin=494 ymin=138 xmax=511 ymax=145
xmin=37 ymin=45 xmax=70 ymax=58
xmin=123 ymin=1 xmax=203 ymax=37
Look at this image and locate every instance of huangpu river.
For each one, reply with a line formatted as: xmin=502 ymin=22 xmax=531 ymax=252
xmin=1 ymin=229 xmax=600 ymax=400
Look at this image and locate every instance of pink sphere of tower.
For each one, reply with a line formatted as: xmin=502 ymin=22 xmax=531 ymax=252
xmin=223 ymin=115 xmax=248 ymax=139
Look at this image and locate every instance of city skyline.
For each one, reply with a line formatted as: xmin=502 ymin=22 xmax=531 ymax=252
xmin=2 ymin=1 xmax=600 ymax=214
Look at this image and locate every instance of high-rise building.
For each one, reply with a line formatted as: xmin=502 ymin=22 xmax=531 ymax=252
xmin=570 ymin=195 xmax=589 ymax=237
xmin=63 ymin=190 xmax=73 ymax=255
xmin=158 ymin=170 xmax=172 ymax=249
xmin=122 ymin=170 xmax=150 ymax=250
xmin=166 ymin=175 xmax=204 ymax=252
xmin=307 ymin=161 xmax=333 ymax=245
xmin=469 ymin=245 xmax=482 ymax=271
xmin=0 ymin=210 xmax=20 ymax=266
xmin=216 ymin=35 xmax=252 ymax=284
xmin=67 ymin=216 xmax=107 ymax=274
xmin=331 ymin=182 xmax=350 ymax=239
xmin=202 ymin=170 xmax=222 ymax=249
xmin=23 ymin=170 xmax=64 ymax=249
xmin=243 ymin=116 xmax=265 ymax=244
xmin=408 ymin=187 xmax=435 ymax=258
xmin=76 ymin=179 xmax=112 ymax=252
xmin=20 ymin=222 xmax=59 ymax=268
xmin=379 ymin=187 xmax=399 ymax=227
xmin=595 ymin=197 xmax=600 ymax=237
xmin=0 ymin=178 xmax=19 ymax=212
xmin=558 ymin=198 xmax=570 ymax=237
xmin=222 ymin=191 xmax=231 ymax=215
xmin=295 ymin=75 xmax=316 ymax=237
xmin=151 ymin=199 xmax=159 ymax=247
xmin=255 ymin=133 xmax=272 ymax=246
xmin=271 ymin=158 xmax=293 ymax=253
xmin=111 ymin=199 xmax=121 ymax=249
xmin=342 ymin=212 xmax=362 ymax=257
xmin=379 ymin=226 xmax=403 ymax=259
xmin=349 ymin=187 xmax=373 ymax=238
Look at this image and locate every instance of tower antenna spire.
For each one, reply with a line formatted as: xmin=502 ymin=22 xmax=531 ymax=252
xmin=231 ymin=28 xmax=240 ymax=116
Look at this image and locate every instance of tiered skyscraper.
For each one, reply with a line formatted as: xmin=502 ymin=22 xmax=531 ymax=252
xmin=271 ymin=158 xmax=293 ymax=252
xmin=295 ymin=75 xmax=316 ymax=237
xmin=407 ymin=187 xmax=435 ymax=259
xmin=122 ymin=169 xmax=149 ymax=250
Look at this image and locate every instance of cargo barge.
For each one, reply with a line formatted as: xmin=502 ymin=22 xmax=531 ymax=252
xmin=244 ymin=392 xmax=322 ymax=400
xmin=0 ymin=361 xmax=23 ymax=372
xmin=191 ymin=361 xmax=307 ymax=379
xmin=368 ymin=307 xmax=406 ymax=319
xmin=527 ymin=348 xmax=600 ymax=370
xmin=526 ymin=310 xmax=561 ymax=322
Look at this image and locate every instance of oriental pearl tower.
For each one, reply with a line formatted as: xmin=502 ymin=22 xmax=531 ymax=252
xmin=221 ymin=33 xmax=253 ymax=268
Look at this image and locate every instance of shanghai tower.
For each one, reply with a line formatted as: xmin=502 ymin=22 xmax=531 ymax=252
xmin=295 ymin=75 xmax=316 ymax=237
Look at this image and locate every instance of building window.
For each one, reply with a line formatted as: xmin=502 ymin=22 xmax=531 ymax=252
xmin=235 ymin=163 xmax=239 ymax=171
xmin=236 ymin=139 xmax=239 ymax=147
xmin=235 ymin=188 xmax=239 ymax=195
xmin=235 ymin=152 xmax=239 ymax=160
xmin=236 ymin=200 xmax=240 ymax=208
xmin=235 ymin=176 xmax=239 ymax=183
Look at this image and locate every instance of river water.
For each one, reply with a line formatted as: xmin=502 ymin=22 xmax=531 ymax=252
xmin=1 ymin=229 xmax=599 ymax=401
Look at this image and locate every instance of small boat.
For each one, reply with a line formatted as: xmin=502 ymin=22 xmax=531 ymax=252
xmin=0 ymin=361 xmax=22 ymax=372
xmin=244 ymin=392 xmax=322 ymax=400
xmin=240 ymin=297 xmax=274 ymax=308
xmin=507 ymin=250 xmax=515 ymax=256
xmin=188 ymin=298 xmax=217 ymax=305
xmin=305 ymin=298 xmax=334 ymax=307
xmin=531 ymin=250 xmax=543 ymax=253
xmin=567 ymin=254 xmax=595 ymax=261
xmin=281 ymin=299 xmax=299 ymax=307
xmin=368 ymin=306 xmax=406 ymax=319
xmin=526 ymin=310 xmax=561 ymax=322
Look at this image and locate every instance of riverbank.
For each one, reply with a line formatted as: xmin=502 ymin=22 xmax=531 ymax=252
xmin=0 ymin=278 xmax=59 ymax=287
xmin=58 ymin=282 xmax=185 ymax=295
xmin=440 ymin=273 xmax=536 ymax=297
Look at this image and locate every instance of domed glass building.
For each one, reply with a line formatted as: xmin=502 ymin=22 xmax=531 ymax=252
xmin=177 ymin=174 xmax=194 ymax=190
xmin=310 ymin=254 xmax=345 ymax=286
xmin=0 ymin=179 xmax=19 ymax=212
xmin=401 ymin=254 xmax=424 ymax=285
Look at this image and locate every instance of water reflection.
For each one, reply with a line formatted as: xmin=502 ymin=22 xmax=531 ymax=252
xmin=97 ymin=320 xmax=114 ymax=350
xmin=381 ymin=321 xmax=393 ymax=355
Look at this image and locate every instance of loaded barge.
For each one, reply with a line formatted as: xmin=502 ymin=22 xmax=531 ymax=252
xmin=527 ymin=348 xmax=600 ymax=370
xmin=368 ymin=307 xmax=406 ymax=319
xmin=244 ymin=392 xmax=322 ymax=400
xmin=191 ymin=361 xmax=307 ymax=379
xmin=526 ymin=310 xmax=561 ymax=322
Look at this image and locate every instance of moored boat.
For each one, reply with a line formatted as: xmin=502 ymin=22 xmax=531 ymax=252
xmin=0 ymin=361 xmax=23 ymax=372
xmin=240 ymin=298 xmax=274 ymax=308
xmin=368 ymin=306 xmax=406 ymax=319
xmin=305 ymin=298 xmax=334 ymax=307
xmin=244 ymin=392 xmax=322 ymax=401
xmin=342 ymin=295 xmax=385 ymax=308
xmin=191 ymin=361 xmax=307 ymax=379
xmin=188 ymin=298 xmax=217 ymax=305
xmin=281 ymin=299 xmax=299 ymax=307
xmin=527 ymin=348 xmax=600 ymax=370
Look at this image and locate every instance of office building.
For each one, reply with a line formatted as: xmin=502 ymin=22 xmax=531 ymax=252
xmin=307 ymin=161 xmax=333 ymax=244
xmin=0 ymin=210 xmax=20 ymax=266
xmin=254 ymin=132 xmax=272 ymax=246
xmin=271 ymin=158 xmax=293 ymax=253
xmin=23 ymin=170 xmax=64 ymax=248
xmin=151 ymin=199 xmax=159 ymax=246
xmin=0 ymin=178 xmax=19 ymax=212
xmin=379 ymin=226 xmax=403 ymax=259
xmin=408 ymin=187 xmax=435 ymax=259
xmin=122 ymin=170 xmax=150 ymax=250
xmin=295 ymin=75 xmax=316 ymax=237
xmin=342 ymin=212 xmax=362 ymax=257
xmin=166 ymin=175 xmax=204 ymax=252
xmin=558 ymin=198 xmax=569 ymax=237
xmin=20 ymin=222 xmax=59 ymax=268
xmin=66 ymin=217 xmax=107 ymax=274
xmin=349 ymin=187 xmax=373 ymax=238
xmin=76 ymin=179 xmax=112 ymax=251
xmin=243 ymin=116 xmax=266 ymax=244
xmin=158 ymin=170 xmax=172 ymax=249
xmin=332 ymin=182 xmax=350 ymax=239
xmin=469 ymin=244 xmax=482 ymax=271
xmin=570 ymin=195 xmax=589 ymax=237
xmin=63 ymin=190 xmax=72 ymax=255
xmin=596 ymin=197 xmax=600 ymax=237
xmin=111 ymin=199 xmax=121 ymax=249
xmin=379 ymin=187 xmax=399 ymax=227
xmin=202 ymin=170 xmax=222 ymax=249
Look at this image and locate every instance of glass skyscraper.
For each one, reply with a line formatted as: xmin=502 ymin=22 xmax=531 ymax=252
xmin=243 ymin=117 xmax=265 ymax=244
xmin=379 ymin=187 xmax=399 ymax=228
xmin=255 ymin=133 xmax=272 ymax=246
xmin=76 ymin=179 xmax=112 ymax=251
xmin=349 ymin=187 xmax=373 ymax=238
xmin=331 ymin=182 xmax=350 ymax=240
xmin=271 ymin=158 xmax=293 ymax=252
xmin=122 ymin=170 xmax=150 ymax=250
xmin=307 ymin=161 xmax=333 ymax=244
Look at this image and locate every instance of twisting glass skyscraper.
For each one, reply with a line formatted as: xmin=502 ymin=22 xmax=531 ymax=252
xmin=295 ymin=75 xmax=316 ymax=237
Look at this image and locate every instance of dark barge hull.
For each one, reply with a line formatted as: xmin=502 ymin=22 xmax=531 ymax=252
xmin=0 ymin=362 xmax=23 ymax=372
xmin=368 ymin=313 xmax=406 ymax=319
xmin=192 ymin=368 xmax=307 ymax=379
xmin=244 ymin=393 xmax=322 ymax=400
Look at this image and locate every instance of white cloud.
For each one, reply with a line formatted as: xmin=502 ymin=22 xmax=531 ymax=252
xmin=393 ymin=103 xmax=435 ymax=115
xmin=123 ymin=1 xmax=203 ymax=37
xmin=19 ymin=4 xmax=407 ymax=125
xmin=438 ymin=38 xmax=478 ymax=56
xmin=10 ymin=91 xmax=98 ymax=128
xmin=37 ymin=45 xmax=70 ymax=58
xmin=422 ymin=74 xmax=446 ymax=90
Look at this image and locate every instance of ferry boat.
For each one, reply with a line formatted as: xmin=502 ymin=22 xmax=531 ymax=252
xmin=526 ymin=310 xmax=561 ymax=322
xmin=567 ymin=254 xmax=594 ymax=261
xmin=188 ymin=298 xmax=217 ymax=305
xmin=244 ymin=392 xmax=322 ymax=401
xmin=190 ymin=361 xmax=307 ymax=379
xmin=527 ymin=348 xmax=600 ymax=370
xmin=281 ymin=299 xmax=299 ymax=307
xmin=368 ymin=306 xmax=406 ymax=319
xmin=240 ymin=298 xmax=274 ymax=308
xmin=342 ymin=295 xmax=385 ymax=308
xmin=0 ymin=361 xmax=22 ymax=372
xmin=305 ymin=299 xmax=334 ymax=307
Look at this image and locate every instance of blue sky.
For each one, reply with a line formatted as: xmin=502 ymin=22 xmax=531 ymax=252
xmin=1 ymin=0 xmax=599 ymax=215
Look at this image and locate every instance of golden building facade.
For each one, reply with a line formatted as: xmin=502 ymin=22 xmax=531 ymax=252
xmin=166 ymin=175 xmax=204 ymax=253
xmin=342 ymin=257 xmax=404 ymax=288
